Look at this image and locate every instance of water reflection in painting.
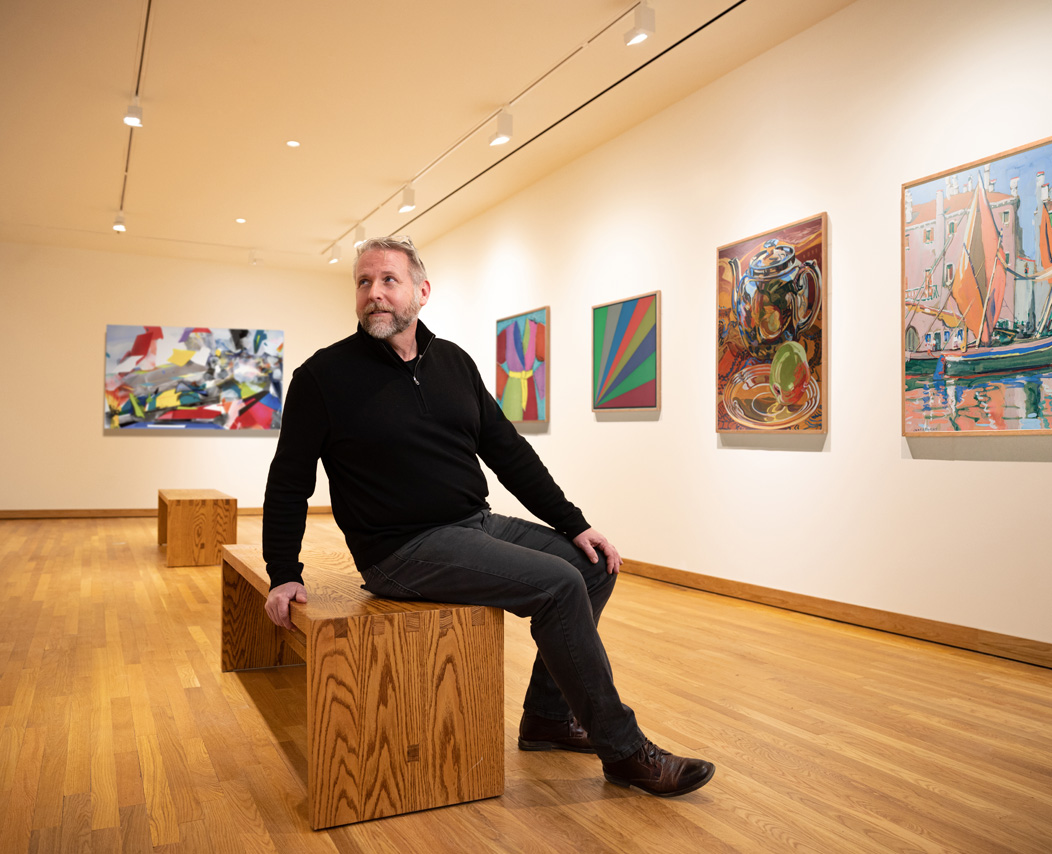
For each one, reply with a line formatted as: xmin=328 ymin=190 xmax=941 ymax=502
xmin=904 ymin=369 xmax=1052 ymax=433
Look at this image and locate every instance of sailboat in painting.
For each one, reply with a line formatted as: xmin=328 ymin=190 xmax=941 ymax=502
xmin=905 ymin=177 xmax=1052 ymax=378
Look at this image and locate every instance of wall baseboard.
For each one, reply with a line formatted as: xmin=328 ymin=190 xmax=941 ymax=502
xmin=0 ymin=506 xmax=333 ymax=519
xmin=621 ymin=559 xmax=1051 ymax=670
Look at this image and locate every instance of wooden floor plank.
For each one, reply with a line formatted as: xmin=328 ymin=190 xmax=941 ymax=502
xmin=89 ymin=676 xmax=119 ymax=832
xmin=63 ymin=679 xmax=92 ymax=797
xmin=58 ymin=792 xmax=91 ymax=854
xmin=0 ymin=726 xmax=47 ymax=854
xmin=135 ymin=733 xmax=179 ymax=848
xmin=30 ymin=696 xmax=71 ymax=831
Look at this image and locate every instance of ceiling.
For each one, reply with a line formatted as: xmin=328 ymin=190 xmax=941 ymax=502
xmin=0 ymin=0 xmax=855 ymax=272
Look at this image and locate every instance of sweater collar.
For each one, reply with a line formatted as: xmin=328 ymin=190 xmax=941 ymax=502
xmin=356 ymin=318 xmax=436 ymax=362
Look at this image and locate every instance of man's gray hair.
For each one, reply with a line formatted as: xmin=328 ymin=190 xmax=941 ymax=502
xmin=354 ymin=235 xmax=428 ymax=286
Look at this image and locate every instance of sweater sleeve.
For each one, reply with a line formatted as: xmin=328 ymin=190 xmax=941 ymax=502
xmin=263 ymin=366 xmax=329 ymax=588
xmin=472 ymin=358 xmax=589 ymax=538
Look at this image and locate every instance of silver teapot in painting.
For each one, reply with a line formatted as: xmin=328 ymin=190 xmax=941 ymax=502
xmin=730 ymin=238 xmax=821 ymax=351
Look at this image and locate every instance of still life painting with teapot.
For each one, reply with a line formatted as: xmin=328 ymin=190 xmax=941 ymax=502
xmin=716 ymin=213 xmax=827 ymax=432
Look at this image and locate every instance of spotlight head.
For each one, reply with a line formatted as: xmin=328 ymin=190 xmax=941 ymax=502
xmin=353 ymin=225 xmax=366 ymax=248
xmin=329 ymin=243 xmax=343 ymax=264
xmin=625 ymin=2 xmax=655 ymax=45
xmin=399 ymin=186 xmax=416 ymax=214
xmin=489 ymin=110 xmax=513 ymax=146
xmin=123 ymin=96 xmax=143 ymax=127
xmin=113 ymin=212 xmax=126 ymax=232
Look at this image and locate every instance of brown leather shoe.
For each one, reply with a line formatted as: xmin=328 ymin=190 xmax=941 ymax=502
xmin=518 ymin=711 xmax=597 ymax=753
xmin=602 ymin=739 xmax=715 ymax=797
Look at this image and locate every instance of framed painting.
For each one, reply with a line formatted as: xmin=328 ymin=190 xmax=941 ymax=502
xmin=592 ymin=291 xmax=661 ymax=412
xmin=496 ymin=307 xmax=548 ymax=422
xmin=104 ymin=325 xmax=284 ymax=430
xmin=716 ymin=213 xmax=828 ymax=433
xmin=902 ymin=135 xmax=1052 ymax=435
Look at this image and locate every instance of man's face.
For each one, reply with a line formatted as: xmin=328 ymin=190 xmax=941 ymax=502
xmin=355 ymin=248 xmax=428 ymax=340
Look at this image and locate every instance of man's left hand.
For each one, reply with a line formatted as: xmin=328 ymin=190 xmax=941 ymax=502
xmin=572 ymin=527 xmax=622 ymax=574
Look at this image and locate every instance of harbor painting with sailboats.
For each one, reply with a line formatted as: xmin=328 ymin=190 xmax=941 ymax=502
xmin=902 ymin=136 xmax=1052 ymax=435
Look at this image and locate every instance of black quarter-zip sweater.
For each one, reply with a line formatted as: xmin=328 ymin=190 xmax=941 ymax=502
xmin=262 ymin=320 xmax=589 ymax=588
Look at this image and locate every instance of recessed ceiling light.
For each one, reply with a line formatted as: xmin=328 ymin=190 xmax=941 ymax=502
xmin=236 ymin=218 xmax=246 ymax=224
xmin=286 ymin=140 xmax=301 ymax=148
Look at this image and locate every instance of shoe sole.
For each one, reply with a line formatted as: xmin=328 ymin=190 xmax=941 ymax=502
xmin=603 ymin=764 xmax=716 ymax=798
xmin=518 ymin=738 xmax=597 ymax=754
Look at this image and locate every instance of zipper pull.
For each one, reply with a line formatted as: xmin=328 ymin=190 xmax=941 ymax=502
xmin=413 ymin=376 xmax=420 ymax=386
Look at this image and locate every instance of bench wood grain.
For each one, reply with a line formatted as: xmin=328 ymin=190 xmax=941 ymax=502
xmin=158 ymin=489 xmax=237 ymax=566
xmin=220 ymin=544 xmax=504 ymax=829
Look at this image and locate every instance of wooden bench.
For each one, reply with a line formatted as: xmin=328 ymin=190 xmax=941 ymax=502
xmin=158 ymin=489 xmax=237 ymax=566
xmin=220 ymin=544 xmax=505 ymax=829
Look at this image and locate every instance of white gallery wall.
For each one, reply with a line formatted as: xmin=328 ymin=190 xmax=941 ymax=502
xmin=1 ymin=0 xmax=1049 ymax=645
xmin=421 ymin=0 xmax=1052 ymax=644
xmin=0 ymin=242 xmax=350 ymax=512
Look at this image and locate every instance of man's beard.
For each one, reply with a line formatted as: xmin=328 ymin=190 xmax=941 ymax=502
xmin=360 ymin=292 xmax=421 ymax=340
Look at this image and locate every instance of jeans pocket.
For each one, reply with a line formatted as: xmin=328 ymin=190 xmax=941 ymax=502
xmin=360 ymin=561 xmax=419 ymax=600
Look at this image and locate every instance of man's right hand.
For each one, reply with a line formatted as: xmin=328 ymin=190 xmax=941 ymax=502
xmin=265 ymin=581 xmax=307 ymax=630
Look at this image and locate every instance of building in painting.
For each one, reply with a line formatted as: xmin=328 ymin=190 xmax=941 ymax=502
xmin=903 ymin=170 xmax=1025 ymax=353
xmin=1028 ymin=171 xmax=1052 ymax=332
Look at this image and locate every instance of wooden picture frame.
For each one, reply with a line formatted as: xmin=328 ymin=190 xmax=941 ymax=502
xmin=716 ymin=213 xmax=828 ymax=433
xmin=902 ymin=135 xmax=1052 ymax=436
xmin=496 ymin=307 xmax=549 ymax=423
xmin=591 ymin=291 xmax=661 ymax=412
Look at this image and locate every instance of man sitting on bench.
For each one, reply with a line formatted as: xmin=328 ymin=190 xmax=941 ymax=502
xmin=262 ymin=235 xmax=715 ymax=799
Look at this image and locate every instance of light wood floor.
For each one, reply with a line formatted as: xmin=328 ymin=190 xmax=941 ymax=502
xmin=1 ymin=516 xmax=1050 ymax=854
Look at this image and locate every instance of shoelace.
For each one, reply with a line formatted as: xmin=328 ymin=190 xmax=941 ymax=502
xmin=639 ymin=739 xmax=671 ymax=763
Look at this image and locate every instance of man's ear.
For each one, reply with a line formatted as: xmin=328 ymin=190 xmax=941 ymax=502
xmin=418 ymin=279 xmax=431 ymax=306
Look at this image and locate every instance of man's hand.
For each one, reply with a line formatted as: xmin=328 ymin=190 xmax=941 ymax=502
xmin=265 ymin=581 xmax=307 ymax=630
xmin=572 ymin=527 xmax=622 ymax=575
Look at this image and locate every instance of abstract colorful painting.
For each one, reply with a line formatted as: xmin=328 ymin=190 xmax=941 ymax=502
xmin=496 ymin=307 xmax=548 ymax=422
xmin=104 ymin=325 xmax=284 ymax=430
xmin=717 ymin=213 xmax=827 ymax=433
xmin=592 ymin=291 xmax=661 ymax=411
xmin=902 ymin=135 xmax=1052 ymax=435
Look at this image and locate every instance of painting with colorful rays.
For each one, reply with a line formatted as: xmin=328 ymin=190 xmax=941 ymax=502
xmin=592 ymin=291 xmax=661 ymax=412
xmin=496 ymin=307 xmax=548 ymax=422
xmin=104 ymin=325 xmax=284 ymax=430
xmin=717 ymin=213 xmax=827 ymax=433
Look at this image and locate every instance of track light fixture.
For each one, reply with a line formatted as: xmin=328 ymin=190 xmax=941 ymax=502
xmin=123 ymin=96 xmax=143 ymax=127
xmin=326 ymin=0 xmax=681 ymax=254
xmin=489 ymin=110 xmax=513 ymax=146
xmin=249 ymin=249 xmax=261 ymax=266
xmin=399 ymin=185 xmax=416 ymax=213
xmin=113 ymin=211 xmax=126 ymax=232
xmin=329 ymin=243 xmax=343 ymax=264
xmin=624 ymin=1 xmax=655 ymax=46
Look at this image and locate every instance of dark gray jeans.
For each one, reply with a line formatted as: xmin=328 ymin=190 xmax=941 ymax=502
xmin=359 ymin=510 xmax=644 ymax=763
